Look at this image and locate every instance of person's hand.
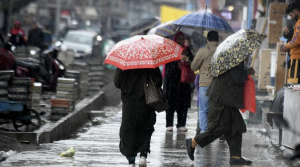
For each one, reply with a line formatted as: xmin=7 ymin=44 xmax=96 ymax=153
xmin=181 ymin=54 xmax=189 ymax=62
xmin=247 ymin=67 xmax=255 ymax=75
xmin=283 ymin=26 xmax=290 ymax=35
xmin=280 ymin=45 xmax=289 ymax=52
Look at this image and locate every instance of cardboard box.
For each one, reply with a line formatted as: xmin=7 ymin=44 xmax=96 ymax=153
xmin=269 ymin=3 xmax=288 ymax=20
xmin=258 ymin=49 xmax=275 ymax=90
xmin=275 ymin=42 xmax=287 ymax=93
xmin=268 ymin=19 xmax=283 ymax=44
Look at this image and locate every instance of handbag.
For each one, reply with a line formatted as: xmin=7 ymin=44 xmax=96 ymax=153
xmin=240 ymin=75 xmax=256 ymax=113
xmin=144 ymin=77 xmax=169 ymax=112
xmin=180 ymin=61 xmax=196 ymax=83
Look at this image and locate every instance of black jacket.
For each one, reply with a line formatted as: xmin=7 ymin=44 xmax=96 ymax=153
xmin=114 ymin=68 xmax=162 ymax=157
xmin=27 ymin=28 xmax=44 ymax=49
xmin=207 ymin=62 xmax=248 ymax=109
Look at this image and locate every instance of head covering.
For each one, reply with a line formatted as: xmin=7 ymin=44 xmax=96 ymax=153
xmin=182 ymin=46 xmax=194 ymax=61
xmin=14 ymin=21 xmax=20 ymax=25
xmin=173 ymin=31 xmax=185 ymax=43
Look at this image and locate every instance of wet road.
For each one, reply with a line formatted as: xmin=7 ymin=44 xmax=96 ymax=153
xmin=1 ymin=100 xmax=292 ymax=167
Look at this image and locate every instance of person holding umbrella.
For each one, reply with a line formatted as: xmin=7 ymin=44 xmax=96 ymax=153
xmin=185 ymin=29 xmax=266 ymax=165
xmin=164 ymin=31 xmax=190 ymax=131
xmin=114 ymin=67 xmax=162 ymax=167
xmin=106 ymin=35 xmax=184 ymax=166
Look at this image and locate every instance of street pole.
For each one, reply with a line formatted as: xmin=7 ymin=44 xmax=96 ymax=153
xmin=6 ymin=0 xmax=14 ymax=34
xmin=106 ymin=1 xmax=111 ymax=38
xmin=36 ymin=0 xmax=40 ymax=24
xmin=55 ymin=0 xmax=61 ymax=39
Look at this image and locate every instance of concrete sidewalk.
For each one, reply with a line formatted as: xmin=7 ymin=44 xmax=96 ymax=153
xmin=1 ymin=96 xmax=294 ymax=167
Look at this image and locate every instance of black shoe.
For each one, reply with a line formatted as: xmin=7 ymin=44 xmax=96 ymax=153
xmin=185 ymin=138 xmax=195 ymax=161
xmin=219 ymin=135 xmax=226 ymax=143
xmin=229 ymin=157 xmax=252 ymax=165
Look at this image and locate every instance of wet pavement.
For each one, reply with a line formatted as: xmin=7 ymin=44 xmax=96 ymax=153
xmin=1 ymin=98 xmax=293 ymax=167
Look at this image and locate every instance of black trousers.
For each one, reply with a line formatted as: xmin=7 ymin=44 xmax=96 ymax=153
xmin=166 ymin=104 xmax=188 ymax=128
xmin=194 ymin=101 xmax=243 ymax=157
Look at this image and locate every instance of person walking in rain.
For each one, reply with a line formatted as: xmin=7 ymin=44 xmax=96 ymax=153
xmin=164 ymin=31 xmax=190 ymax=131
xmin=191 ymin=31 xmax=219 ymax=134
xmin=185 ymin=59 xmax=255 ymax=165
xmin=281 ymin=2 xmax=300 ymax=84
xmin=114 ymin=67 xmax=162 ymax=167
xmin=27 ymin=21 xmax=44 ymax=50
xmin=9 ymin=21 xmax=26 ymax=47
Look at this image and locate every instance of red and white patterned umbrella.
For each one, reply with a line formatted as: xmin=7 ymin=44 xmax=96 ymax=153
xmin=104 ymin=35 xmax=184 ymax=70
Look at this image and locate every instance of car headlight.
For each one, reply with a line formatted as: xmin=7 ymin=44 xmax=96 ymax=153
xmin=30 ymin=50 xmax=36 ymax=55
xmin=84 ymin=49 xmax=92 ymax=54
xmin=97 ymin=35 xmax=102 ymax=41
xmin=61 ymin=44 xmax=68 ymax=51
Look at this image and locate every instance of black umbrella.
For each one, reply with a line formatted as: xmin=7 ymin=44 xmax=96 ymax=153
xmin=130 ymin=17 xmax=160 ymax=36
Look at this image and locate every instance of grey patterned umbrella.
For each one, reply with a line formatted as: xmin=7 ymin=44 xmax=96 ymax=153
xmin=208 ymin=29 xmax=267 ymax=77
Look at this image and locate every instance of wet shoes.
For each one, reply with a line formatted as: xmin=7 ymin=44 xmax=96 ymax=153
xmin=178 ymin=126 xmax=188 ymax=131
xmin=139 ymin=156 xmax=147 ymax=166
xmin=166 ymin=126 xmax=173 ymax=131
xmin=229 ymin=157 xmax=252 ymax=165
xmin=185 ymin=138 xmax=195 ymax=161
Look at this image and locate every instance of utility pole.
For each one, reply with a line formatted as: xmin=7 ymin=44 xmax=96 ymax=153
xmin=36 ymin=0 xmax=41 ymax=24
xmin=6 ymin=0 xmax=14 ymax=33
xmin=106 ymin=1 xmax=112 ymax=37
xmin=55 ymin=0 xmax=61 ymax=39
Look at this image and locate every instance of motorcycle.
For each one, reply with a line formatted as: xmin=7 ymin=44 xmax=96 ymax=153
xmin=1 ymin=33 xmax=65 ymax=91
xmin=40 ymin=48 xmax=66 ymax=91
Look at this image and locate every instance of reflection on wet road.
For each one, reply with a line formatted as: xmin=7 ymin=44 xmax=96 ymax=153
xmin=1 ymin=104 xmax=292 ymax=166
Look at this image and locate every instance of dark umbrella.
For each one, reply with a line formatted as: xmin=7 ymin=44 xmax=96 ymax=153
xmin=173 ymin=12 xmax=234 ymax=33
xmin=130 ymin=17 xmax=160 ymax=36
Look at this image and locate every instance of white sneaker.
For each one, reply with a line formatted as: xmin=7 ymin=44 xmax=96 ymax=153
xmin=129 ymin=164 xmax=135 ymax=167
xmin=166 ymin=126 xmax=173 ymax=131
xmin=139 ymin=156 xmax=147 ymax=166
xmin=177 ymin=126 xmax=188 ymax=131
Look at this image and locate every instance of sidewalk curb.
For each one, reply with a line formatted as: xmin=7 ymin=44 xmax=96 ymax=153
xmin=38 ymin=91 xmax=105 ymax=144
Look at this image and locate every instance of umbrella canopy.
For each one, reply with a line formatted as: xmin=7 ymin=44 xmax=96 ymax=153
xmin=208 ymin=29 xmax=267 ymax=77
xmin=104 ymin=35 xmax=184 ymax=70
xmin=130 ymin=17 xmax=161 ymax=36
xmin=147 ymin=21 xmax=176 ymax=36
xmin=173 ymin=12 xmax=234 ymax=33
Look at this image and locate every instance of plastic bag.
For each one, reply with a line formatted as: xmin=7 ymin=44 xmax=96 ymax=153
xmin=240 ymin=75 xmax=256 ymax=113
xmin=180 ymin=61 xmax=195 ymax=83
xmin=60 ymin=147 xmax=75 ymax=157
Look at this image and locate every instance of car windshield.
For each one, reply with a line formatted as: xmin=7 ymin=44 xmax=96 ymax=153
xmin=64 ymin=32 xmax=93 ymax=46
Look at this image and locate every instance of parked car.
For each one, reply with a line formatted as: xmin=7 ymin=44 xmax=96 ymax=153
xmin=59 ymin=30 xmax=102 ymax=59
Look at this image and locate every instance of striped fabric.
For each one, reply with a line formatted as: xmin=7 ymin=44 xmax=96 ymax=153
xmin=155 ymin=24 xmax=176 ymax=37
xmin=173 ymin=12 xmax=234 ymax=33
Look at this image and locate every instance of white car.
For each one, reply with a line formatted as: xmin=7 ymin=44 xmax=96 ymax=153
xmin=61 ymin=30 xmax=102 ymax=59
